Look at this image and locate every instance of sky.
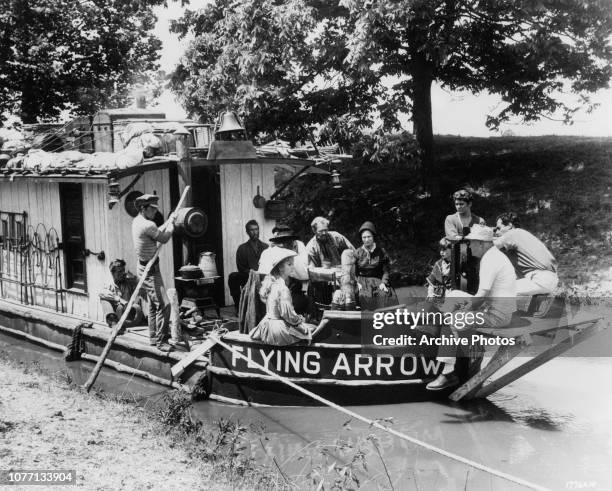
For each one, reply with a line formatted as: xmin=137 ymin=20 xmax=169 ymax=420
xmin=154 ymin=1 xmax=612 ymax=137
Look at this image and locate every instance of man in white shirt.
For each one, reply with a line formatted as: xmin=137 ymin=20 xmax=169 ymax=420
xmin=427 ymin=225 xmax=517 ymax=391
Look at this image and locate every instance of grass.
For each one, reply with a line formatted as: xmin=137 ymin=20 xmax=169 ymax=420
xmin=0 ymin=350 xmax=400 ymax=489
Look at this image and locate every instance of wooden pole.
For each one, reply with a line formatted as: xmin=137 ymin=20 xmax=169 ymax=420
xmin=83 ymin=186 xmax=191 ymax=392
xmin=176 ymin=131 xmax=192 ymax=265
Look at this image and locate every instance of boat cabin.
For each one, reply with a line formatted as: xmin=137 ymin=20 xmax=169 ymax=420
xmin=0 ymin=108 xmax=320 ymax=324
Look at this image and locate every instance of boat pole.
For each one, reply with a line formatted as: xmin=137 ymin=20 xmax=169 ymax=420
xmin=83 ymin=186 xmax=191 ymax=392
xmin=208 ymin=333 xmax=550 ymax=491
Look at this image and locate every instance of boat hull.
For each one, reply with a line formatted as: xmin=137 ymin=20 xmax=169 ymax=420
xmin=208 ymin=312 xmax=482 ymax=406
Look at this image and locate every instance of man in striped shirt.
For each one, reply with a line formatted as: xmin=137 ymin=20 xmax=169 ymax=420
xmin=132 ymin=194 xmax=177 ymax=351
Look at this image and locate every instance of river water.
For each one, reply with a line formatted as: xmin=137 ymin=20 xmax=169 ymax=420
xmin=1 ymin=331 xmax=610 ymax=490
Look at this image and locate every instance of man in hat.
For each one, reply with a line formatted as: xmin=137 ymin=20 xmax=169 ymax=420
xmin=427 ymin=225 xmax=517 ymax=390
xmin=306 ymin=217 xmax=354 ymax=269
xmin=132 ymin=194 xmax=177 ymax=351
xmin=98 ymin=259 xmax=145 ymax=331
xmin=444 ymin=189 xmax=486 ymax=240
xmin=494 ymin=212 xmax=558 ymax=296
xmin=228 ymin=220 xmax=269 ymax=311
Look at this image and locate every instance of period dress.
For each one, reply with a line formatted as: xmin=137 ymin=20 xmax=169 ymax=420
xmin=355 ymin=244 xmax=398 ymax=310
xmin=250 ymin=276 xmax=315 ymax=345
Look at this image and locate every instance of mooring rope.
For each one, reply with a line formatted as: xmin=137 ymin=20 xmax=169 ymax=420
xmin=208 ymin=333 xmax=549 ymax=491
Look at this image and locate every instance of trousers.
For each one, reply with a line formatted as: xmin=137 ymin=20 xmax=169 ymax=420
xmin=138 ymin=263 xmax=169 ymax=346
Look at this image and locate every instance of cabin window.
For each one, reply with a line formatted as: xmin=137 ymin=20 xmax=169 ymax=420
xmin=60 ymin=183 xmax=87 ymax=291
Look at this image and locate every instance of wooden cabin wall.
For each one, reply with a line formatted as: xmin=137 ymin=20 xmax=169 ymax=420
xmin=0 ymin=169 xmax=173 ymax=323
xmin=0 ymin=180 xmax=84 ymax=314
xmin=219 ymin=163 xmax=276 ymax=305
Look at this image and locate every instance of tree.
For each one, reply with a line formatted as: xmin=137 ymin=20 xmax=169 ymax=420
xmin=172 ymin=0 xmax=612 ymax=175
xmin=0 ymin=0 xmax=166 ymax=124
xmin=341 ymin=0 xmax=612 ymax=173
xmin=170 ymin=0 xmax=385 ymax=145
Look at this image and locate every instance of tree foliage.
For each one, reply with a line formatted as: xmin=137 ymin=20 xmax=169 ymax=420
xmin=0 ymin=0 xmax=166 ymax=124
xmin=170 ymin=0 xmax=384 ymax=143
xmin=172 ymin=0 xmax=612 ymax=171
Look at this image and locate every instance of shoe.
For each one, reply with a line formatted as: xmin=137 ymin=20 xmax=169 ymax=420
xmin=156 ymin=343 xmax=174 ymax=353
xmin=426 ymin=373 xmax=460 ymax=391
xmin=168 ymin=339 xmax=189 ymax=352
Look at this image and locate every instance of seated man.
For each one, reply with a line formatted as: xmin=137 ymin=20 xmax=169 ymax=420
xmin=99 ymin=259 xmax=145 ymax=330
xmin=306 ymin=216 xmax=354 ymax=269
xmin=427 ymin=225 xmax=517 ymax=390
xmin=228 ymin=219 xmax=268 ymax=312
xmin=306 ymin=216 xmax=354 ymax=307
xmin=494 ymin=212 xmax=558 ymax=296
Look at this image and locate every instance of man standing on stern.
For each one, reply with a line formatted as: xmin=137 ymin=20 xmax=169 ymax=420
xmin=132 ymin=194 xmax=177 ymax=352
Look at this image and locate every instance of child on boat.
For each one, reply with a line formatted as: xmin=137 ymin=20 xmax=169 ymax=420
xmin=426 ymin=238 xmax=453 ymax=302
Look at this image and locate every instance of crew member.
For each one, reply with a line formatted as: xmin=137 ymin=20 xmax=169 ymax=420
xmin=444 ymin=189 xmax=485 ymax=240
xmin=427 ymin=225 xmax=516 ymax=391
xmin=228 ymin=220 xmax=268 ymax=311
xmin=98 ymin=259 xmax=145 ymax=331
xmin=494 ymin=212 xmax=558 ymax=296
xmin=132 ymin=194 xmax=176 ymax=352
xmin=306 ymin=216 xmax=354 ymax=269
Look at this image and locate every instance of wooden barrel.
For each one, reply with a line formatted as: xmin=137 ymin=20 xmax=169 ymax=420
xmin=198 ymin=252 xmax=218 ymax=277
xmin=175 ymin=207 xmax=208 ymax=238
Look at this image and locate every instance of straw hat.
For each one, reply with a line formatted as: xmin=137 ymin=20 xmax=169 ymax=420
xmin=258 ymin=248 xmax=297 ymax=275
xmin=464 ymin=224 xmax=494 ymax=242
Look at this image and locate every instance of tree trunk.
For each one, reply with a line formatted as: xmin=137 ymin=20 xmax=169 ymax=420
xmin=21 ymin=80 xmax=39 ymax=124
xmin=411 ymin=53 xmax=434 ymax=186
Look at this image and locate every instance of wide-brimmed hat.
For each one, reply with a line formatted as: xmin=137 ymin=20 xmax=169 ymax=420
xmin=464 ymin=224 xmax=494 ymax=242
xmin=270 ymin=225 xmax=298 ymax=243
xmin=359 ymin=221 xmax=377 ymax=235
xmin=134 ymin=194 xmax=159 ymax=208
xmin=258 ymin=248 xmax=297 ymax=275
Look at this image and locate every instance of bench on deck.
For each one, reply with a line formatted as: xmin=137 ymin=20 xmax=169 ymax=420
xmin=450 ymin=311 xmax=606 ymax=401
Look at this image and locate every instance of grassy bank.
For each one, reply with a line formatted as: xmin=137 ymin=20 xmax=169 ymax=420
xmin=0 ymin=351 xmax=282 ymax=490
xmin=0 ymin=351 xmax=393 ymax=490
xmin=285 ymin=135 xmax=612 ymax=292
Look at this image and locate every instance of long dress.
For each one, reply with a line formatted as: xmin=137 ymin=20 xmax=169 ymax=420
xmin=250 ymin=276 xmax=315 ymax=345
xmin=355 ymin=244 xmax=399 ymax=310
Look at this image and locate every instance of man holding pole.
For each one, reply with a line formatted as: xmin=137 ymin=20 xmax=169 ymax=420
xmin=132 ymin=194 xmax=177 ymax=352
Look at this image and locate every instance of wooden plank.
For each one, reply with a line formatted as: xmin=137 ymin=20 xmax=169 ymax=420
xmin=474 ymin=320 xmax=603 ymax=399
xmin=171 ymin=337 xmax=218 ymax=377
xmin=449 ymin=336 xmax=531 ymax=401
xmin=221 ymin=164 xmax=243 ymax=305
xmin=477 ymin=314 xmax=602 ymax=338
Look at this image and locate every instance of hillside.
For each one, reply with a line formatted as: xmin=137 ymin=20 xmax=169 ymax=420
xmin=284 ymin=135 xmax=612 ymax=292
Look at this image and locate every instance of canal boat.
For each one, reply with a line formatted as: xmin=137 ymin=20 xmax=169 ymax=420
xmin=0 ymin=105 xmax=607 ymax=406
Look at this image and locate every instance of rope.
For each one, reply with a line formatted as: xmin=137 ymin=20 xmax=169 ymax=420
xmin=208 ymin=333 xmax=550 ymax=491
xmin=63 ymin=322 xmax=92 ymax=361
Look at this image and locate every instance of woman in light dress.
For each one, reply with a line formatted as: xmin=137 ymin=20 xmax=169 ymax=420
xmin=251 ymin=248 xmax=327 ymax=345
